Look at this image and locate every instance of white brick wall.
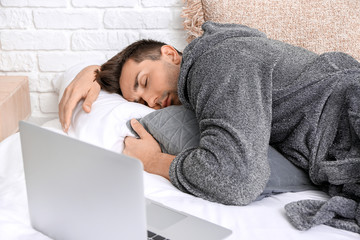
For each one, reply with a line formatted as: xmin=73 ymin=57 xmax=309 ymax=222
xmin=0 ymin=0 xmax=187 ymax=120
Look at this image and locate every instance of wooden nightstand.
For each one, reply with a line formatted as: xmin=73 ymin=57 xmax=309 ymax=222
xmin=0 ymin=76 xmax=31 ymax=142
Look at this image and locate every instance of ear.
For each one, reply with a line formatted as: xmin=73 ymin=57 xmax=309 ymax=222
xmin=160 ymin=45 xmax=181 ymax=65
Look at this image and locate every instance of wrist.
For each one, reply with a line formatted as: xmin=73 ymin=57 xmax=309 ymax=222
xmin=150 ymin=153 xmax=175 ymax=180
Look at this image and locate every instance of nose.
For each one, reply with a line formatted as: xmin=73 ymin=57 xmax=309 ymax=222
xmin=142 ymin=93 xmax=160 ymax=109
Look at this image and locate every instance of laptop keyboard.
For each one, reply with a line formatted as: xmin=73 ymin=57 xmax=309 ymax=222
xmin=147 ymin=230 xmax=170 ymax=240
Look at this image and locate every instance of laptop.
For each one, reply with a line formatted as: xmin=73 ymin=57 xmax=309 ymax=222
xmin=19 ymin=121 xmax=232 ymax=240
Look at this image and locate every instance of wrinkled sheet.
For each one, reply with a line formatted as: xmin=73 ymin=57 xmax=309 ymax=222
xmin=0 ymin=120 xmax=358 ymax=240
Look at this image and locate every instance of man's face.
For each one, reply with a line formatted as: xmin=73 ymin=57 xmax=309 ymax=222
xmin=119 ymin=55 xmax=182 ymax=109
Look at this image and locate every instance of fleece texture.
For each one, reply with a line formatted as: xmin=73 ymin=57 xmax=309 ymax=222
xmin=170 ymin=21 xmax=319 ymax=205
xmin=169 ymin=21 xmax=360 ymax=233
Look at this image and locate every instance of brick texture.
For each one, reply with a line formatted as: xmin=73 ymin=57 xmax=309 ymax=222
xmin=0 ymin=0 xmax=187 ymax=120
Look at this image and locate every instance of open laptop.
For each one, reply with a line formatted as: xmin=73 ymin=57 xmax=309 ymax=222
xmin=19 ymin=121 xmax=232 ymax=240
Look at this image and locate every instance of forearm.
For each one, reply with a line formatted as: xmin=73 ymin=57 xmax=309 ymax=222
xmin=80 ymin=65 xmax=101 ymax=83
xmin=147 ymin=153 xmax=175 ymax=180
xmin=170 ymin=142 xmax=270 ymax=205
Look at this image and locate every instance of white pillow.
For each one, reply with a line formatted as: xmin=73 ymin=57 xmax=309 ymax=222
xmin=52 ymin=62 xmax=155 ymax=153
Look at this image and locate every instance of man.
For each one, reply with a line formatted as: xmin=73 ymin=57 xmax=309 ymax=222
xmin=59 ymin=22 xmax=360 ymax=206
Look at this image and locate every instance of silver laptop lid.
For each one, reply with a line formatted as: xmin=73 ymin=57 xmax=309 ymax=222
xmin=19 ymin=121 xmax=147 ymax=240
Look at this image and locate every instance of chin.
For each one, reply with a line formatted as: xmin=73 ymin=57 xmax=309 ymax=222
xmin=172 ymin=99 xmax=182 ymax=106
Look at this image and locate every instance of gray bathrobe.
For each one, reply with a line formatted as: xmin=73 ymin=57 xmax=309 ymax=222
xmin=169 ymin=21 xmax=360 ymax=218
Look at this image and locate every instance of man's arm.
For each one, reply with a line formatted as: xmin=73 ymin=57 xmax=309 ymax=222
xmin=123 ymin=119 xmax=175 ymax=180
xmin=59 ymin=65 xmax=101 ymax=132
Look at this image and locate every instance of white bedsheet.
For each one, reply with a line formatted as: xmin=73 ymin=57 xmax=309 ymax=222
xmin=0 ymin=120 xmax=358 ymax=240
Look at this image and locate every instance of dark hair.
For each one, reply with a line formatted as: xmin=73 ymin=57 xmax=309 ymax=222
xmin=95 ymin=39 xmax=182 ymax=95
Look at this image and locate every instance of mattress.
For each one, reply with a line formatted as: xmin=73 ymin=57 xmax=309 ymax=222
xmin=0 ymin=119 xmax=358 ymax=240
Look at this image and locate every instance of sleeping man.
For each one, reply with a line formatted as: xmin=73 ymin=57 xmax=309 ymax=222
xmin=59 ymin=22 xmax=360 ymax=208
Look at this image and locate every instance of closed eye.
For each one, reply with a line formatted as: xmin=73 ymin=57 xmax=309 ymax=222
xmin=144 ymin=77 xmax=148 ymax=87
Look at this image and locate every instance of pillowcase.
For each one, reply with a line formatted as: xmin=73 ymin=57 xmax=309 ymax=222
xmin=129 ymin=105 xmax=200 ymax=155
xmin=132 ymin=105 xmax=317 ymax=198
xmin=182 ymin=0 xmax=360 ymax=61
xmin=52 ymin=62 xmax=155 ymax=153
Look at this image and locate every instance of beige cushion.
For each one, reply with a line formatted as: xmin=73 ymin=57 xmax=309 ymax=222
xmin=0 ymin=76 xmax=31 ymax=141
xmin=182 ymin=0 xmax=360 ymax=60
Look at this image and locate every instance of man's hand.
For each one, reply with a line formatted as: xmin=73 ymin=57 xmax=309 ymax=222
xmin=123 ymin=119 xmax=175 ymax=180
xmin=59 ymin=65 xmax=101 ymax=132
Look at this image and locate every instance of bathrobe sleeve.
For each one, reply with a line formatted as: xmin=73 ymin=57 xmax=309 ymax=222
xmin=169 ymin=42 xmax=273 ymax=205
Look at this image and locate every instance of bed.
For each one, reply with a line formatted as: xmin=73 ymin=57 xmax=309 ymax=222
xmin=1 ymin=61 xmax=359 ymax=239
xmin=1 ymin=0 xmax=360 ymax=239
xmin=1 ymin=111 xmax=359 ymax=240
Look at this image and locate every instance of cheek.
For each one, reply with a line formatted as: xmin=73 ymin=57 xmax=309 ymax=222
xmin=152 ymin=74 xmax=167 ymax=90
xmin=121 ymin=92 xmax=131 ymax=101
xmin=121 ymin=90 xmax=137 ymax=102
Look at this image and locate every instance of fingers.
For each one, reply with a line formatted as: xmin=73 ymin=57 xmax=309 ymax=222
xmin=130 ymin=119 xmax=150 ymax=139
xmin=58 ymin=65 xmax=101 ymax=132
xmin=59 ymin=86 xmax=71 ymax=132
xmin=82 ymin=81 xmax=100 ymax=113
xmin=59 ymin=85 xmax=82 ymax=132
xmin=123 ymin=136 xmax=135 ymax=152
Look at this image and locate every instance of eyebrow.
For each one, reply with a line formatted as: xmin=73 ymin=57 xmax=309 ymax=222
xmin=133 ymin=72 xmax=140 ymax=91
